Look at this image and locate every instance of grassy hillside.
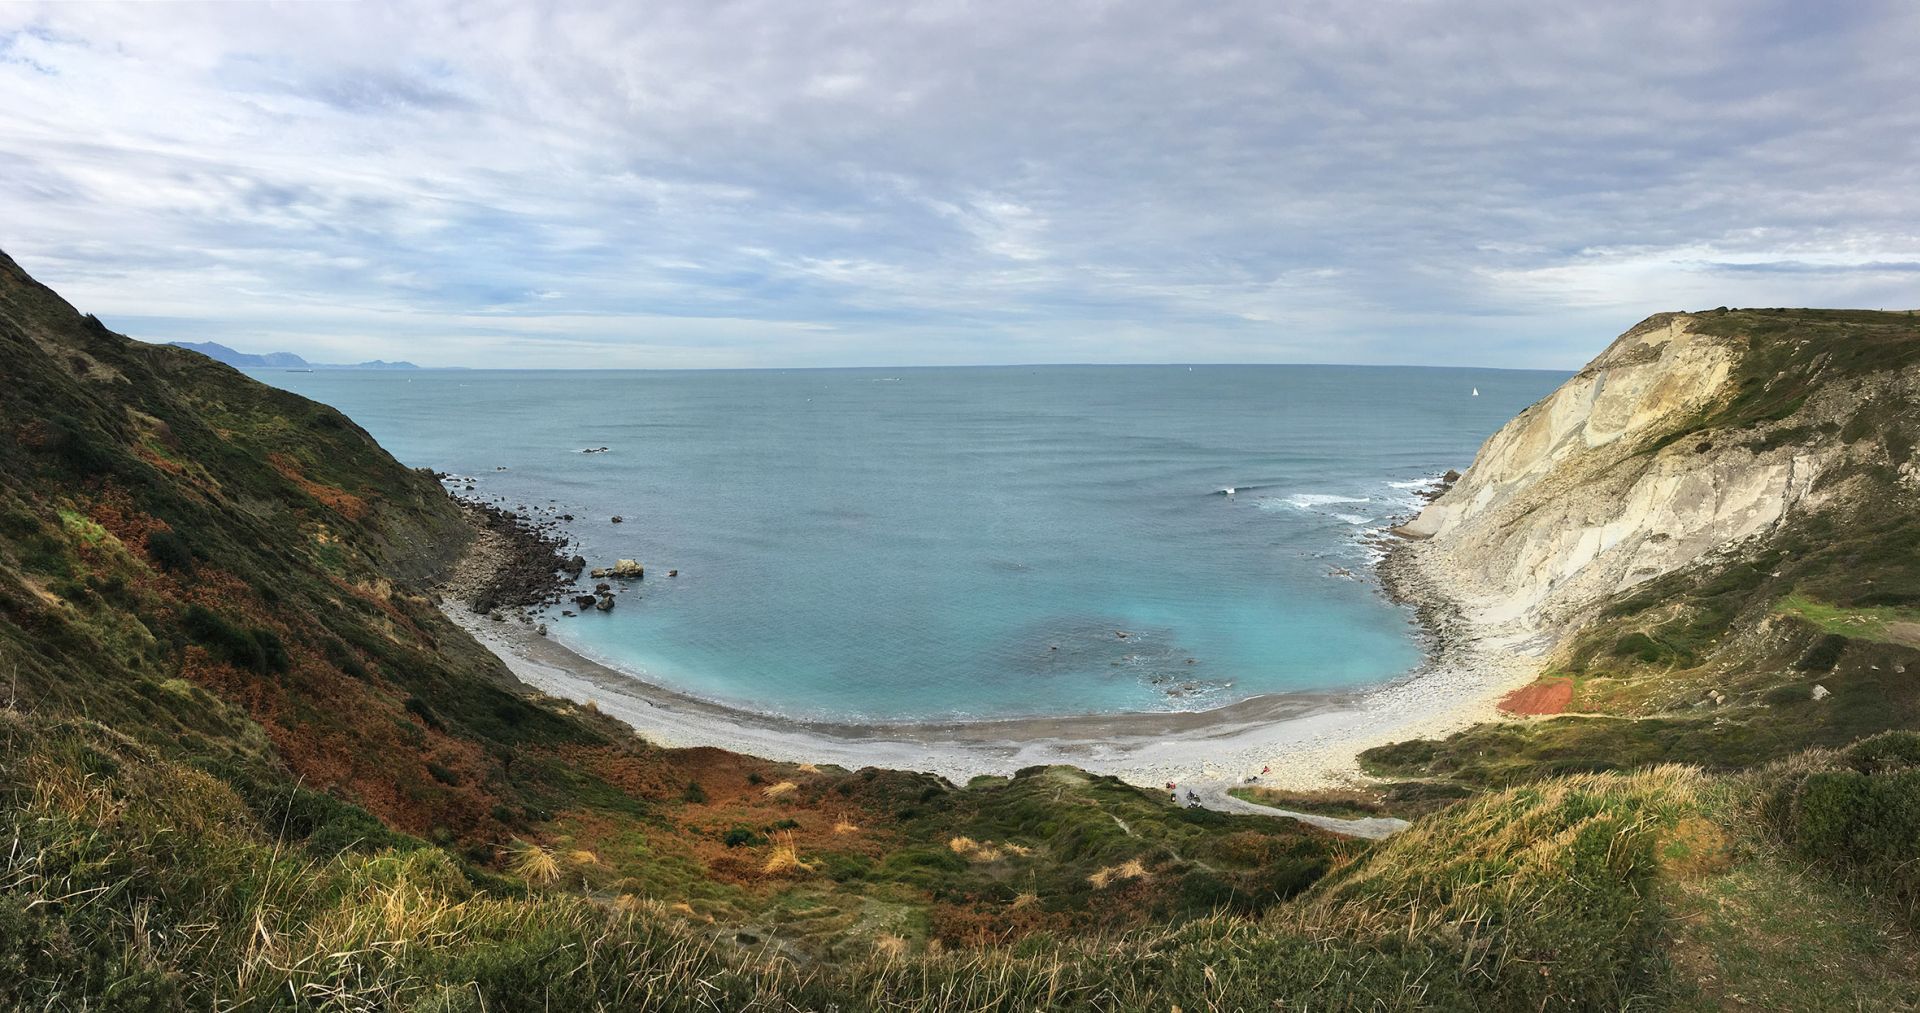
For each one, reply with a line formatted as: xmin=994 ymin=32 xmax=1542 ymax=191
xmin=0 ymin=250 xmax=1345 ymax=981
xmin=6 ymin=258 xmax=1920 ymax=1009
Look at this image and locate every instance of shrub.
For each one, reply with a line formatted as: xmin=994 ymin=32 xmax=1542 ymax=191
xmin=681 ymin=781 xmax=707 ymax=804
xmin=146 ymin=529 xmax=194 ymax=574
xmin=180 ymin=605 xmax=289 ymax=675
xmin=1611 ymin=632 xmax=1667 ymax=664
xmin=1794 ymin=633 xmax=1849 ymax=671
xmin=1845 ymin=730 xmax=1920 ymax=774
xmin=1766 ymin=733 xmax=1920 ymax=915
xmin=404 ymin=696 xmax=445 ymax=729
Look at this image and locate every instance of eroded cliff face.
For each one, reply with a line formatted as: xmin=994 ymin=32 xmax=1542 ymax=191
xmin=1399 ymin=311 xmax=1900 ymax=632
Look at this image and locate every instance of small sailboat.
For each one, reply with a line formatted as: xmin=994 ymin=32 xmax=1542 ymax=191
xmin=1471 ymin=387 xmax=1479 ymax=396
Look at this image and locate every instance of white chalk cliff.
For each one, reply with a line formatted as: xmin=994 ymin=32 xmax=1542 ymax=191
xmin=1398 ymin=313 xmax=1849 ymax=632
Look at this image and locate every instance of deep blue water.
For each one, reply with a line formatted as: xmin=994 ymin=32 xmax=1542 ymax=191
xmin=255 ymin=365 xmax=1564 ymax=721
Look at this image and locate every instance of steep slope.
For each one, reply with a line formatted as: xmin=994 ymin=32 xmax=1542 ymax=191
xmin=1377 ymin=308 xmax=1920 ymax=781
xmin=0 ymin=249 xmax=1339 ymax=966
xmin=0 ymin=249 xmax=563 ymax=848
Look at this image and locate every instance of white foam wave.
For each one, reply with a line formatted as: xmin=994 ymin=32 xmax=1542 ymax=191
xmin=1285 ymin=493 xmax=1370 ymax=508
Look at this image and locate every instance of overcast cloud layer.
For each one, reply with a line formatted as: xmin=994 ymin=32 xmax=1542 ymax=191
xmin=2 ymin=1 xmax=1917 ymax=368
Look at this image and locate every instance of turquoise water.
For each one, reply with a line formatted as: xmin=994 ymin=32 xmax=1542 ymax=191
xmin=257 ymin=365 xmax=1563 ymax=722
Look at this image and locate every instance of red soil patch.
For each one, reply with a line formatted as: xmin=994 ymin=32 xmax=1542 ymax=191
xmin=269 ymin=453 xmax=370 ymax=521
xmin=1498 ymin=677 xmax=1574 ymax=716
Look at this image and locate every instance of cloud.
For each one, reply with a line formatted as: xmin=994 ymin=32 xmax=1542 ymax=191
xmin=0 ymin=0 xmax=1916 ymax=368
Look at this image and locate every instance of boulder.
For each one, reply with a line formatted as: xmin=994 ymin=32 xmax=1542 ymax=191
xmin=1812 ymin=684 xmax=1831 ymax=701
xmin=595 ymin=593 xmax=616 ymax=612
xmin=605 ymin=559 xmax=644 ymax=579
xmin=564 ymin=555 xmax=587 ymax=575
xmin=573 ymin=594 xmax=598 ymax=610
xmin=611 ymin=515 xmax=624 ymax=523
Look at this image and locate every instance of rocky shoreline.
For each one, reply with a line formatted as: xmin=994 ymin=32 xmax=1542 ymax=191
xmin=435 ymin=493 xmax=582 ymax=618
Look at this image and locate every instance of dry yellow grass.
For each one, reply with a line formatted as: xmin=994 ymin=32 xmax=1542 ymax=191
xmin=611 ymin=894 xmax=663 ymax=916
xmin=507 ymin=840 xmax=561 ymax=885
xmin=833 ymin=817 xmax=859 ymax=834
xmin=948 ymin=835 xmax=1028 ymax=863
xmin=566 ymin=849 xmax=600 ymax=867
xmin=796 ymin=763 xmax=821 ymax=774
xmin=761 ymin=780 xmax=798 ymax=798
xmin=1088 ymin=858 xmax=1150 ymax=889
xmin=1008 ymin=891 xmax=1038 ymax=911
xmin=761 ymin=831 xmax=811 ymax=875
xmin=873 ymin=934 xmax=909 ymax=958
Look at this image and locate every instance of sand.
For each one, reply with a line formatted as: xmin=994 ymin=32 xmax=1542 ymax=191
xmin=439 ymin=531 xmax=1547 ymax=805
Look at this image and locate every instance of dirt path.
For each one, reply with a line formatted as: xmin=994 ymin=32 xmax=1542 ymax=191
xmin=1180 ymin=778 xmax=1410 ymax=840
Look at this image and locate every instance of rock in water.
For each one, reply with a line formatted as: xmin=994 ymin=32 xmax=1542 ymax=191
xmin=595 ymin=593 xmax=616 ymax=612
xmin=611 ymin=559 xmax=644 ymax=579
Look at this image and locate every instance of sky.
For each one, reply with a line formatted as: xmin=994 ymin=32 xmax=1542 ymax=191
xmin=1 ymin=1 xmax=1917 ymax=369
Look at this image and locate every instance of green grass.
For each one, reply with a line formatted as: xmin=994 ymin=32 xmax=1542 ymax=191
xmin=0 ymin=709 xmax=1736 ymax=1010
xmin=1778 ymin=593 xmax=1920 ymax=645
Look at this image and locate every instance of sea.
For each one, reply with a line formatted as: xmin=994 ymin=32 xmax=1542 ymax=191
xmin=254 ymin=364 xmax=1565 ymax=723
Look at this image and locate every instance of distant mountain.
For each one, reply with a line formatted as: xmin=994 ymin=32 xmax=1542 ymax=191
xmin=168 ymin=339 xmax=425 ymax=369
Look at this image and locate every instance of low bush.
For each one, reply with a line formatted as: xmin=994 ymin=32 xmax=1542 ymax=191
xmin=180 ymin=605 xmax=288 ymax=675
xmin=1763 ymin=732 xmax=1920 ymax=917
xmin=1795 ymin=633 xmax=1849 ymax=671
xmin=146 ymin=529 xmax=194 ymax=574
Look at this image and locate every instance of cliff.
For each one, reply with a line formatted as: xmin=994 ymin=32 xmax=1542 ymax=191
xmin=1376 ymin=307 xmax=1920 ymax=778
xmin=1400 ymin=310 xmax=1920 ymax=632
